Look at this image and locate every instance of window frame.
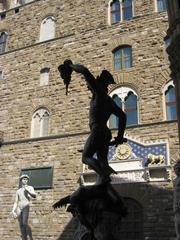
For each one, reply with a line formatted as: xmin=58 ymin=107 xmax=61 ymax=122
xmin=122 ymin=0 xmax=133 ymax=21
xmin=109 ymin=87 xmax=139 ymax=128
xmin=39 ymin=16 xmax=56 ymax=42
xmin=109 ymin=0 xmax=134 ymax=25
xmin=40 ymin=67 xmax=50 ymax=86
xmin=162 ymin=81 xmax=177 ymax=121
xmin=165 ymin=87 xmax=177 ymax=121
xmin=110 ymin=0 xmax=121 ymax=24
xmin=0 ymin=32 xmax=7 ymax=53
xmin=21 ymin=166 xmax=54 ymax=190
xmin=124 ymin=91 xmax=138 ymax=126
xmin=155 ymin=0 xmax=167 ymax=12
xmin=113 ymin=45 xmax=132 ymax=71
xmin=31 ymin=108 xmax=50 ymax=138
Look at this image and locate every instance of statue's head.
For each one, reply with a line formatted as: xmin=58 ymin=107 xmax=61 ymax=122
xmin=174 ymin=160 xmax=180 ymax=176
xmin=98 ymin=70 xmax=115 ymax=86
xmin=19 ymin=174 xmax=29 ymax=185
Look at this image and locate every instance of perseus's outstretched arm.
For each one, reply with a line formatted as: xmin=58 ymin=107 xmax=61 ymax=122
xmin=69 ymin=63 xmax=98 ymax=93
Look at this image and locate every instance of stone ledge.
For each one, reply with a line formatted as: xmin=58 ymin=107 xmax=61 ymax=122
xmin=81 ymin=165 xmax=172 ymax=186
xmin=1 ymin=120 xmax=177 ymax=146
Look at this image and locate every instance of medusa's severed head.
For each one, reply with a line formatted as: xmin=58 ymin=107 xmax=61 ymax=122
xmin=58 ymin=59 xmax=73 ymax=95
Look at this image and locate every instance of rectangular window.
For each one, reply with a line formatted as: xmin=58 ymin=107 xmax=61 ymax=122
xmin=124 ymin=47 xmax=132 ymax=68
xmin=111 ymin=1 xmax=121 ymax=24
xmin=0 ymin=33 xmax=7 ymax=53
xmin=157 ymin=0 xmax=167 ymax=12
xmin=114 ymin=46 xmax=132 ymax=71
xmin=21 ymin=167 xmax=53 ymax=189
xmin=123 ymin=0 xmax=133 ymax=20
xmin=114 ymin=49 xmax=122 ymax=70
xmin=109 ymin=114 xmax=119 ymax=129
xmin=166 ymin=102 xmax=177 ymax=120
xmin=0 ymin=42 xmax=5 ymax=53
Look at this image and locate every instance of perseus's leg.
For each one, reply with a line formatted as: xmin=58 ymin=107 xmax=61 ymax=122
xmin=82 ymin=132 xmax=103 ymax=176
xmin=97 ymin=143 xmax=117 ymax=172
xmin=96 ymin=147 xmax=111 ymax=183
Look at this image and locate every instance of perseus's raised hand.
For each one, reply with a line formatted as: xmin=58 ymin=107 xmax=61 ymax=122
xmin=70 ymin=64 xmax=87 ymax=74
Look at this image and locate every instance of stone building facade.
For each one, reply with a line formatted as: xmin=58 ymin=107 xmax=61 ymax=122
xmin=166 ymin=0 xmax=180 ymax=142
xmin=0 ymin=0 xmax=179 ymax=239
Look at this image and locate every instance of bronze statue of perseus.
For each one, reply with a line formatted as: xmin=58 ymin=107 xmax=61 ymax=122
xmin=58 ymin=60 xmax=127 ymax=184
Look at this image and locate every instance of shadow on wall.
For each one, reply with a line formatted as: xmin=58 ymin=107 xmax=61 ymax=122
xmin=56 ymin=182 xmax=176 ymax=240
xmin=113 ymin=182 xmax=176 ymax=240
xmin=57 ymin=218 xmax=75 ymax=240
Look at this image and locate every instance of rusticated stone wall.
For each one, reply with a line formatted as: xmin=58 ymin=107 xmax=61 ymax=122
xmin=0 ymin=0 xmax=179 ymax=239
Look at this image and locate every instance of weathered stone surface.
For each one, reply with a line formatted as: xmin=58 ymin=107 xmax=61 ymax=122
xmin=0 ymin=0 xmax=179 ymax=239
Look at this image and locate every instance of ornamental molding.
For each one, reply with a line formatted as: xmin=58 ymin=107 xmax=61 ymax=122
xmin=41 ymin=8 xmax=57 ymax=21
xmin=110 ymin=34 xmax=135 ymax=51
xmin=108 ymin=73 xmax=140 ymax=94
xmin=109 ymin=86 xmax=138 ymax=102
xmin=115 ymin=72 xmax=132 ymax=84
xmin=0 ymin=24 xmax=9 ymax=34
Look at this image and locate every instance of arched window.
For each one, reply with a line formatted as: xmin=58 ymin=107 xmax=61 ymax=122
xmin=124 ymin=91 xmax=138 ymax=125
xmin=40 ymin=68 xmax=50 ymax=86
xmin=109 ymin=94 xmax=122 ymax=128
xmin=120 ymin=198 xmax=144 ymax=239
xmin=109 ymin=87 xmax=138 ymax=128
xmin=31 ymin=108 xmax=50 ymax=138
xmin=164 ymin=83 xmax=177 ymax=121
xmin=113 ymin=46 xmax=132 ymax=71
xmin=109 ymin=0 xmax=133 ymax=25
xmin=0 ymin=32 xmax=7 ymax=53
xmin=39 ymin=16 xmax=56 ymax=42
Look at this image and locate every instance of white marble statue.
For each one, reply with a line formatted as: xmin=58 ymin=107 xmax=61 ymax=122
xmin=12 ymin=174 xmax=37 ymax=240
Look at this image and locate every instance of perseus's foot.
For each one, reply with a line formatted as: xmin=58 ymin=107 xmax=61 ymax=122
xmin=102 ymin=165 xmax=117 ymax=176
xmin=108 ymin=165 xmax=117 ymax=175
